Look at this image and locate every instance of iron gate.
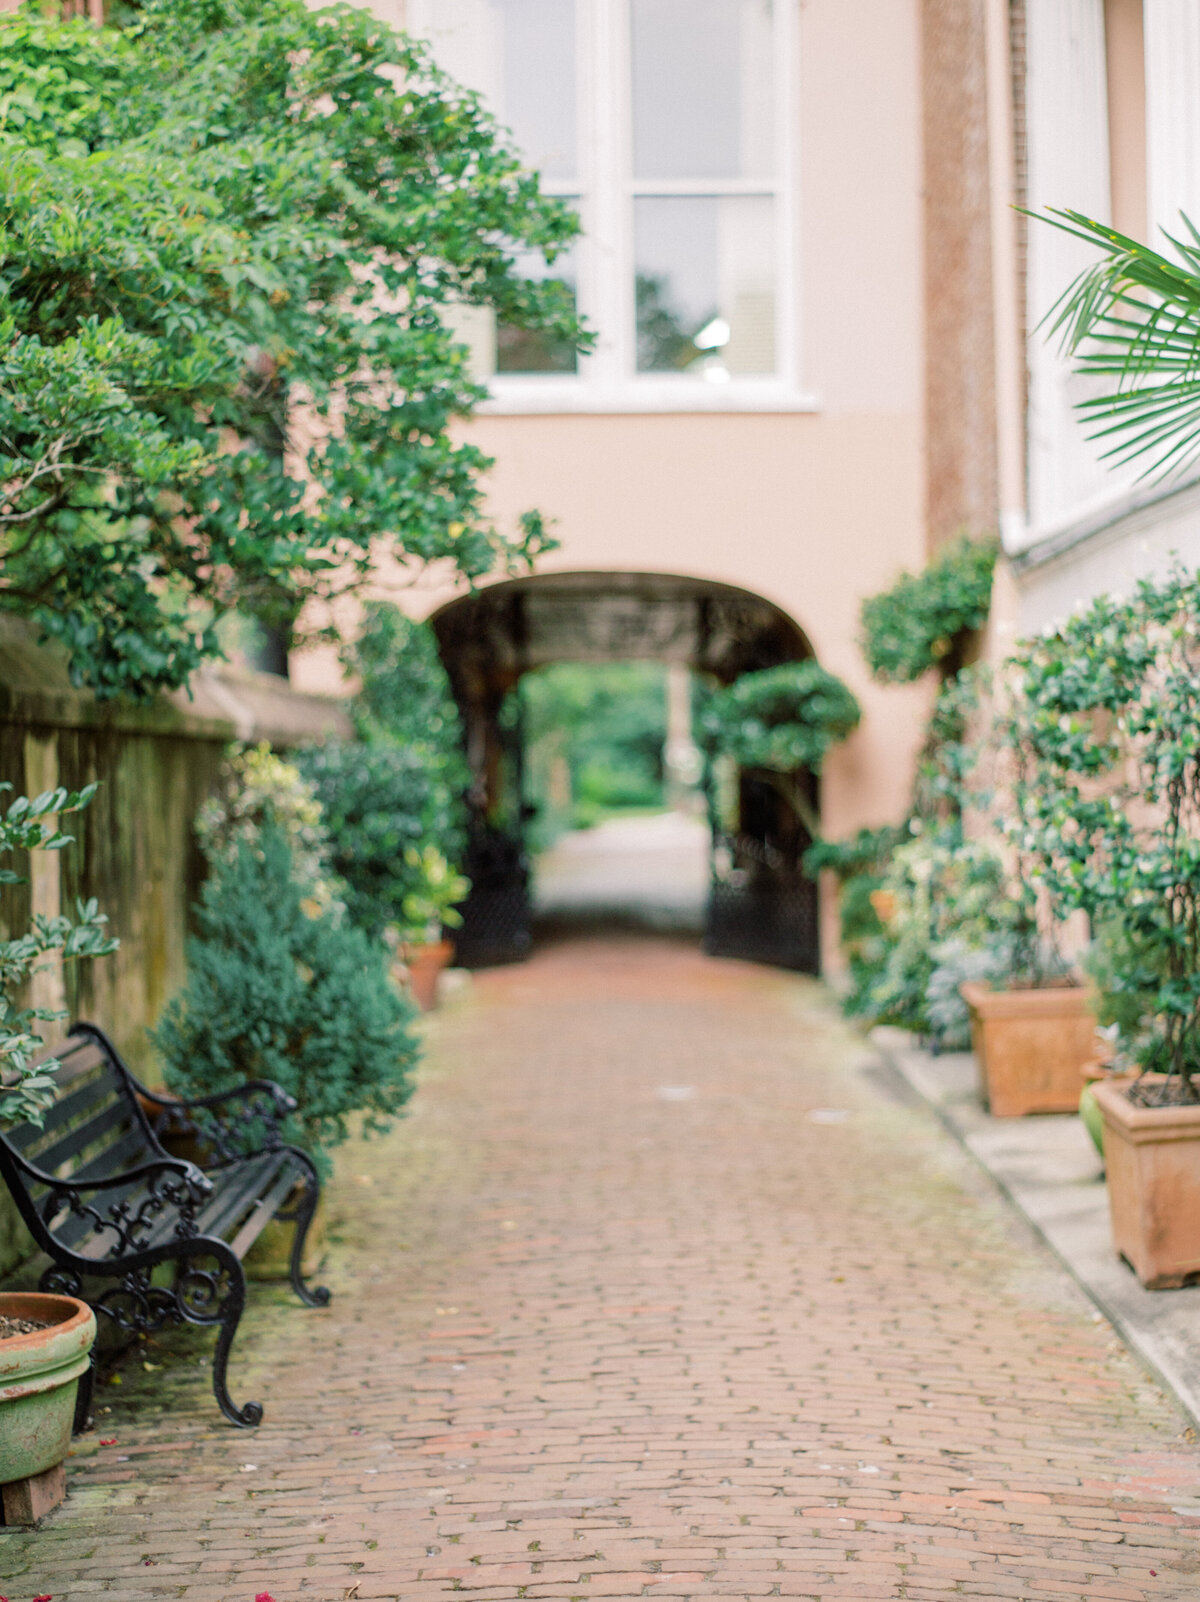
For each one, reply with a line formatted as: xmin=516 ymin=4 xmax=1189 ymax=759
xmin=451 ymin=825 xmax=533 ymax=968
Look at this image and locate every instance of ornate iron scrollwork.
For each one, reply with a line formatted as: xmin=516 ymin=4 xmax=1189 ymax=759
xmin=40 ymin=1164 xmax=210 ymax=1261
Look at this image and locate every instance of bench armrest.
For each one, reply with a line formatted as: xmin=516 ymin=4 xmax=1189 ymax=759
xmin=7 ymin=1151 xmax=216 ymax=1259
xmin=137 ymin=1080 xmax=296 ymax=1166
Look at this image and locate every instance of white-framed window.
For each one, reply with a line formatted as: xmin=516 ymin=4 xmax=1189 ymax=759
xmin=406 ymin=0 xmax=810 ymax=413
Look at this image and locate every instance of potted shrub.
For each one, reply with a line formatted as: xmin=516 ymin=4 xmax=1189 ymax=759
xmin=1003 ymin=571 xmax=1200 ymax=1285
xmin=943 ymin=666 xmax=1097 ymax=1116
xmin=0 ymin=783 xmax=115 ymax=1502
xmin=395 ymin=846 xmax=470 ymax=1011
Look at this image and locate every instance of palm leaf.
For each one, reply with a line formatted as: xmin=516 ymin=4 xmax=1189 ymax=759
xmin=1032 ymin=208 xmax=1200 ymax=479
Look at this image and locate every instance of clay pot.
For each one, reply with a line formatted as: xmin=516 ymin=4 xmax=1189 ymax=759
xmin=401 ymin=938 xmax=454 ymax=1012
xmin=1092 ymin=1078 xmax=1200 ymax=1289
xmin=0 ymin=1293 xmax=95 ymax=1485
xmin=960 ymin=981 xmax=1098 ymax=1117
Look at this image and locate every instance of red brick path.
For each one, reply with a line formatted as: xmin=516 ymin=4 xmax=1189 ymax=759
xmin=5 ymin=936 xmax=1200 ymax=1601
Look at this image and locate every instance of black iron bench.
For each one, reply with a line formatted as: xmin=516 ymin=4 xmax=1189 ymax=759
xmin=0 ymin=1023 xmax=329 ymax=1427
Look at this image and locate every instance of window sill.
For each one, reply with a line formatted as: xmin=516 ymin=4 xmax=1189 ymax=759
xmin=475 ymin=379 xmax=821 ymax=416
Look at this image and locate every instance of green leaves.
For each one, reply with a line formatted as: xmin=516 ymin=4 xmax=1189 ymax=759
xmin=860 ymin=537 xmax=997 ymax=685
xmin=0 ymin=0 xmax=585 ymax=699
xmin=1036 ymin=208 xmax=1200 ymax=480
xmin=152 ymin=821 xmax=417 ymax=1169
xmin=0 ymin=785 xmax=118 ymax=1128
xmin=699 ymin=662 xmax=862 ymax=776
xmin=997 ymin=567 xmax=1200 ymax=1086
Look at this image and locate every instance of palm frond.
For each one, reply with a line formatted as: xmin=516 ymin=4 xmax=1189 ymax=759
xmin=1031 ymin=208 xmax=1200 ymax=480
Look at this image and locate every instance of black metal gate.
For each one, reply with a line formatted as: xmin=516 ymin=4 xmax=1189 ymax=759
xmin=702 ymin=767 xmax=820 ymax=973
xmin=451 ymin=825 xmax=533 ymax=968
xmin=703 ymin=832 xmax=820 ymax=972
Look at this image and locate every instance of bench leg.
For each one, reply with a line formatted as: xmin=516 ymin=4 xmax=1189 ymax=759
xmin=73 ymin=1349 xmax=95 ymax=1435
xmin=177 ymin=1248 xmax=263 ymax=1428
xmin=289 ymin=1158 xmax=332 ymax=1309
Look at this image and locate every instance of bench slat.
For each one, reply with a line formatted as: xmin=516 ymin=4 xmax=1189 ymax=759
xmin=10 ymin=1077 xmax=124 ymax=1154
xmin=35 ymin=1101 xmax=137 ymax=1175
xmin=226 ymin=1162 xmax=303 ymax=1260
xmin=197 ymin=1154 xmax=286 ymax=1238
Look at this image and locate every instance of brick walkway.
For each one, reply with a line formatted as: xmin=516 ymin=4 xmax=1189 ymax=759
xmin=6 ymin=935 xmax=1200 ymax=1601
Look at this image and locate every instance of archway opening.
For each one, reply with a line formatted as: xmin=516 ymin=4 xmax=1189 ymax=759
xmin=430 ymin=570 xmax=821 ymax=971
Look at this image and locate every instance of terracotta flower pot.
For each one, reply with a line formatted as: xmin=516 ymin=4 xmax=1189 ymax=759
xmin=960 ymin=981 xmax=1098 ymax=1117
xmin=401 ymin=938 xmax=454 ymax=1013
xmin=1092 ymin=1078 xmax=1200 ymax=1289
xmin=0 ymin=1292 xmax=96 ymax=1486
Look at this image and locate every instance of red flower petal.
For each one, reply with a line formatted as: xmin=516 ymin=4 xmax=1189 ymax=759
xmin=98 ymin=1438 xmax=118 ymax=1446
xmin=255 ymin=1594 xmax=276 ymax=1602
xmin=33 ymin=1594 xmax=52 ymax=1601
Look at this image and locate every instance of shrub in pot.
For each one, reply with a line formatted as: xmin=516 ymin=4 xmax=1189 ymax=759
xmin=933 ymin=665 xmax=1096 ymax=1116
xmin=394 ymin=846 xmax=470 ymax=1012
xmin=296 ymin=738 xmax=462 ymax=941
xmin=1005 ymin=570 xmax=1200 ymax=1284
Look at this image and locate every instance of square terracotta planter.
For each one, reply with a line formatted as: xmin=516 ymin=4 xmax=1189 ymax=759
xmin=960 ymin=981 xmax=1097 ymax=1117
xmin=1092 ymin=1078 xmax=1200 ymax=1289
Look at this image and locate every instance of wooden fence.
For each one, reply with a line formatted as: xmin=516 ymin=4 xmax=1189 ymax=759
xmin=0 ymin=619 xmax=350 ymax=1275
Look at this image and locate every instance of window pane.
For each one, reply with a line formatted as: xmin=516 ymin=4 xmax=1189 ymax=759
xmin=407 ymin=0 xmax=577 ymax=180
xmin=497 ymin=236 xmax=580 ymax=374
xmin=631 ymin=0 xmax=774 ymax=180
xmin=635 ymin=195 xmax=776 ymax=377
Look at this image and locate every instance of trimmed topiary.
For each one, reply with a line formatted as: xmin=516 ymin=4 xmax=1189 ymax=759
xmin=860 ymin=537 xmax=996 ymax=684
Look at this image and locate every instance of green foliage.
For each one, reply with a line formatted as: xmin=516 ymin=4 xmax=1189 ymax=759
xmin=698 ymin=662 xmax=861 ymax=774
xmin=0 ymin=1 xmax=581 ymax=698
xmin=0 ymin=783 xmax=118 ymax=1126
xmin=803 ymin=825 xmax=904 ymax=881
xmin=296 ymin=740 xmax=465 ymax=941
xmin=804 ymin=826 xmax=902 ymax=1018
xmin=399 ymin=846 xmax=471 ymax=944
xmin=860 ymin=538 xmax=997 ymax=684
xmin=0 ymin=13 xmax=126 ymax=153
xmin=1036 ymin=209 xmax=1200 ymax=480
xmin=299 ymin=606 xmax=471 ymax=938
xmin=152 ymin=822 xmax=416 ymax=1171
xmin=344 ymin=606 xmax=464 ymax=759
xmin=855 ymin=824 xmax=1010 ymax=1041
xmin=1083 ymin=916 xmax=1160 ymax=1048
xmin=999 ymin=567 xmax=1200 ymax=1094
xmin=520 ymin=663 xmax=669 ymax=842
xmin=196 ymin=741 xmax=341 ymax=913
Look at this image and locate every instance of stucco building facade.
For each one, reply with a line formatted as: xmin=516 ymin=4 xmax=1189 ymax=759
xmin=292 ymin=0 xmax=1014 ymax=866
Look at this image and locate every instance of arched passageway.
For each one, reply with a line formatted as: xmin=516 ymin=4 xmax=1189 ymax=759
xmin=431 ymin=571 xmax=822 ymax=973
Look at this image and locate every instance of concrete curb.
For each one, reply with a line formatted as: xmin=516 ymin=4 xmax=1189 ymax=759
xmin=870 ymin=1027 xmax=1200 ymax=1438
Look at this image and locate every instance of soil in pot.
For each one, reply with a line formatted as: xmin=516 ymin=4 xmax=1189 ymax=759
xmin=1093 ymin=1076 xmax=1200 ymax=1288
xmin=0 ymin=1292 xmax=96 ymax=1486
xmin=961 ymin=981 xmax=1098 ymax=1117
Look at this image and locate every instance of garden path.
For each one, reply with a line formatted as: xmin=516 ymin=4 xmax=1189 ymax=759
xmin=6 ymin=934 xmax=1200 ymax=1601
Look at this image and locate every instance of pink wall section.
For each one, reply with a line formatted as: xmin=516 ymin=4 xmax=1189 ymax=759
xmin=291 ymin=0 xmax=933 ymax=860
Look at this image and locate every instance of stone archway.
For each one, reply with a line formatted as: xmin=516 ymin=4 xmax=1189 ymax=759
xmin=431 ymin=571 xmax=821 ymax=972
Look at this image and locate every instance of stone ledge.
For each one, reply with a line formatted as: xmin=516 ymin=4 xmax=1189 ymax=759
xmin=871 ymin=1025 xmax=1200 ymax=1452
xmin=0 ymin=616 xmax=351 ymax=747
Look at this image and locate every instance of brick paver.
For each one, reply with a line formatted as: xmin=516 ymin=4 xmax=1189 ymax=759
xmin=4 ymin=935 xmax=1200 ymax=1601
